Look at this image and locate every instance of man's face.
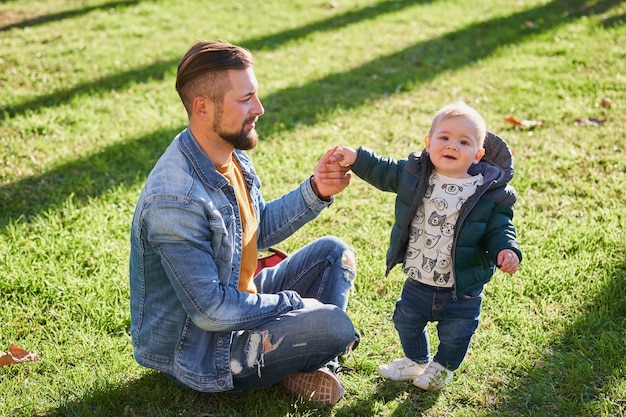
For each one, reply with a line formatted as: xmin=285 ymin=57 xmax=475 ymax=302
xmin=213 ymin=68 xmax=264 ymax=150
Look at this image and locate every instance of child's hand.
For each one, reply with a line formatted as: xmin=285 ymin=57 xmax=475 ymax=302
xmin=313 ymin=146 xmax=352 ymax=198
xmin=329 ymin=146 xmax=357 ymax=167
xmin=496 ymin=249 xmax=519 ymax=274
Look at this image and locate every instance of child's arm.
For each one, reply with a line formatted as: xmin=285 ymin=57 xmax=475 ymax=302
xmin=496 ymin=249 xmax=519 ymax=274
xmin=329 ymin=146 xmax=358 ymax=167
xmin=329 ymin=145 xmax=405 ymax=193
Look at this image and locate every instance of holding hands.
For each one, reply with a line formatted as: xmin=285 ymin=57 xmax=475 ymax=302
xmin=312 ymin=146 xmax=353 ymax=199
xmin=329 ymin=146 xmax=358 ymax=167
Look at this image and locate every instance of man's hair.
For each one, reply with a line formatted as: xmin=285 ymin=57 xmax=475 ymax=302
xmin=175 ymin=40 xmax=254 ymax=115
xmin=429 ymin=101 xmax=487 ymax=148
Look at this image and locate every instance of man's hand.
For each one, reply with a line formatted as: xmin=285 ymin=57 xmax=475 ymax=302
xmin=301 ymin=298 xmax=323 ymax=309
xmin=312 ymin=146 xmax=352 ymax=199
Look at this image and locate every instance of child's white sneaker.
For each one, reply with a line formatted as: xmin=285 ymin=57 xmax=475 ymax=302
xmin=377 ymin=357 xmax=428 ymax=381
xmin=413 ymin=361 xmax=453 ymax=391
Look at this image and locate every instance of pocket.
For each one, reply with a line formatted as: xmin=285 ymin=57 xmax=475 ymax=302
xmin=461 ymin=287 xmax=484 ymax=300
xmin=208 ymin=206 xmax=235 ymax=262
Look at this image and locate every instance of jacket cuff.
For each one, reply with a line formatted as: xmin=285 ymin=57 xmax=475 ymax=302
xmin=301 ymin=177 xmax=334 ymax=209
xmin=283 ymin=290 xmax=304 ymax=310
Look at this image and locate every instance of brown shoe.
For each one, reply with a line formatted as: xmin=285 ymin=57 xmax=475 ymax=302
xmin=281 ymin=367 xmax=345 ymax=405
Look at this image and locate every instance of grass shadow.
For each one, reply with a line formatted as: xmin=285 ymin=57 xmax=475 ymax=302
xmin=0 ymin=0 xmax=142 ymax=32
xmin=0 ymin=0 xmax=429 ymax=122
xmin=0 ymin=126 xmax=178 ymax=230
xmin=2 ymin=0 xmax=620 ymax=230
xmin=602 ymin=11 xmax=625 ymax=27
xmin=42 ymin=370 xmax=339 ymax=417
xmin=241 ymin=0 xmax=435 ymax=51
xmin=256 ymin=0 xmax=620 ymax=134
xmin=6 ymin=0 xmax=620 ymax=123
xmin=335 ymin=378 xmax=442 ymax=416
xmin=497 ymin=261 xmax=626 ymax=415
xmin=0 ymin=58 xmax=176 ymax=122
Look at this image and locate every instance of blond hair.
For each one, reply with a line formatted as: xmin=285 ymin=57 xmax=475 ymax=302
xmin=429 ymin=101 xmax=487 ymax=148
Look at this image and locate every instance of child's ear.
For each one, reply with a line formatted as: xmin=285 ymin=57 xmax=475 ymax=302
xmin=424 ymin=136 xmax=430 ymax=150
xmin=474 ymin=148 xmax=485 ymax=163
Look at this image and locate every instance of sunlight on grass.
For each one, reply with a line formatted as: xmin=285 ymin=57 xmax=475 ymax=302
xmin=1 ymin=0 xmax=625 ymax=416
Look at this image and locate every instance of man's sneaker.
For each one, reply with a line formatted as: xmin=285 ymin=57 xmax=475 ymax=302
xmin=412 ymin=361 xmax=453 ymax=391
xmin=377 ymin=357 xmax=428 ymax=381
xmin=343 ymin=328 xmax=361 ymax=357
xmin=281 ymin=367 xmax=345 ymax=405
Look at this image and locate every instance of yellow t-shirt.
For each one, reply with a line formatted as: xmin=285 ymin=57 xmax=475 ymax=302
xmin=217 ymin=157 xmax=258 ymax=294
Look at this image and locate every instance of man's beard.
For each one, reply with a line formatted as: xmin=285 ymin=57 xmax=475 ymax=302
xmin=219 ymin=123 xmax=258 ymax=150
xmin=213 ymin=105 xmax=258 ymax=151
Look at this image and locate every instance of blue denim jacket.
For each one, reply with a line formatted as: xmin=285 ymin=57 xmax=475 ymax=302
xmin=129 ymin=127 xmax=333 ymax=392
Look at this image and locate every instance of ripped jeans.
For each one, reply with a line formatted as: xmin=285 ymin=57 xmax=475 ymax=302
xmin=229 ymin=236 xmax=357 ymax=391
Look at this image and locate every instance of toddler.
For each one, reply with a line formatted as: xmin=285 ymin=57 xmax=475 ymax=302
xmin=331 ymin=101 xmax=522 ymax=391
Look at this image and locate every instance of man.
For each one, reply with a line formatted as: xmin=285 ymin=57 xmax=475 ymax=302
xmin=129 ymin=40 xmax=358 ymax=406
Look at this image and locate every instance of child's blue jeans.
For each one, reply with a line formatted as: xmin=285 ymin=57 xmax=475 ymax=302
xmin=393 ymin=279 xmax=483 ymax=371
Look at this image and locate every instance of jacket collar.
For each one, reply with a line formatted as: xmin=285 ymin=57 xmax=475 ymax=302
xmin=177 ymin=127 xmax=255 ymax=190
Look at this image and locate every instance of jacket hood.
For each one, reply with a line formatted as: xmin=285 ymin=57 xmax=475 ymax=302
xmin=472 ymin=131 xmax=515 ymax=185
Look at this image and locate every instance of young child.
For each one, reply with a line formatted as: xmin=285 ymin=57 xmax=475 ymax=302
xmin=331 ymin=101 xmax=522 ymax=391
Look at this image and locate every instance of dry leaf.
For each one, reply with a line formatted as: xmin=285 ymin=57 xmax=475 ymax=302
xmin=504 ymin=116 xmax=544 ymax=129
xmin=320 ymin=1 xmax=338 ymax=9
xmin=0 ymin=343 xmax=39 ymax=367
xmin=574 ymin=117 xmax=606 ymax=127
xmin=600 ymin=98 xmax=612 ymax=109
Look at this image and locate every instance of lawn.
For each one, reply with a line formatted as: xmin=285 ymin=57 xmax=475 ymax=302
xmin=1 ymin=0 xmax=625 ymax=416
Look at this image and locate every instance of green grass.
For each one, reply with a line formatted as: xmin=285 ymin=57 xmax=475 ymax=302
xmin=1 ymin=0 xmax=625 ymax=415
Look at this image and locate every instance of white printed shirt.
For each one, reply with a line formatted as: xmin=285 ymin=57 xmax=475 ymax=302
xmin=403 ymin=171 xmax=483 ymax=287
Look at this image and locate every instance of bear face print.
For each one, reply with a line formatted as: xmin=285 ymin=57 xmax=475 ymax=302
xmin=428 ymin=211 xmax=447 ymax=227
xmin=405 ymin=247 xmax=421 ymax=260
xmin=440 ymin=222 xmax=454 ymax=237
xmin=436 ymin=250 xmax=451 ymax=269
xmin=442 ymin=183 xmax=463 ymax=195
xmin=423 ymin=231 xmax=441 ymax=249
xmin=408 ymin=227 xmax=423 ymax=243
xmin=425 ymin=183 xmax=435 ymax=198
xmin=412 ymin=208 xmax=425 ymax=225
xmin=430 ymin=197 xmax=448 ymax=211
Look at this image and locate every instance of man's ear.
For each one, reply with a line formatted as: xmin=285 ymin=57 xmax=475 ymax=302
xmin=474 ymin=147 xmax=485 ymax=163
xmin=192 ymin=96 xmax=213 ymax=121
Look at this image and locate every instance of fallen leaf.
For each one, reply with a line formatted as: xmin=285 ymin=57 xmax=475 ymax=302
xmin=600 ymin=98 xmax=612 ymax=108
xmin=504 ymin=116 xmax=544 ymax=129
xmin=0 ymin=343 xmax=39 ymax=367
xmin=574 ymin=117 xmax=606 ymax=126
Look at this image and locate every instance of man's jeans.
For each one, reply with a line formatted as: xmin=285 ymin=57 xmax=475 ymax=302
xmin=393 ymin=279 xmax=482 ymax=371
xmin=229 ymin=236 xmax=357 ymax=391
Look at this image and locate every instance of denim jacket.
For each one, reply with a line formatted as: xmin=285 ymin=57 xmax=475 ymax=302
xmin=129 ymin=127 xmax=332 ymax=392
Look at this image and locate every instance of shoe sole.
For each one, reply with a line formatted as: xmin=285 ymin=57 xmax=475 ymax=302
xmin=281 ymin=368 xmax=345 ymax=405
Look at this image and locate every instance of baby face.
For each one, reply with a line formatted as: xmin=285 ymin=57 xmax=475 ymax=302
xmin=425 ymin=116 xmax=485 ymax=178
